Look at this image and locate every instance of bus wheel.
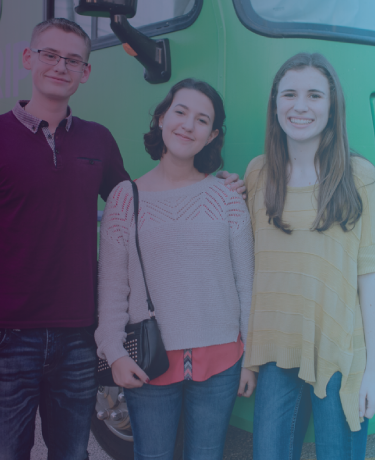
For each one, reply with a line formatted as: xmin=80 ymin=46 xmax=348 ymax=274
xmin=91 ymin=385 xmax=184 ymax=460
xmin=91 ymin=385 xmax=134 ymax=460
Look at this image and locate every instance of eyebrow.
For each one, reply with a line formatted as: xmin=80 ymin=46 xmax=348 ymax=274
xmin=174 ymin=103 xmax=211 ymax=120
xmin=280 ymin=88 xmax=326 ymax=95
xmin=42 ymin=48 xmax=84 ymax=60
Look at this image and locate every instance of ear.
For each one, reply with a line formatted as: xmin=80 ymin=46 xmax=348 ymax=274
xmin=206 ymin=128 xmax=219 ymax=146
xmin=23 ymin=48 xmax=32 ymax=70
xmin=80 ymin=63 xmax=92 ymax=84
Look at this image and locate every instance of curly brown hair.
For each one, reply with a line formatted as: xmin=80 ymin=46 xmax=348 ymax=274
xmin=144 ymin=78 xmax=225 ymax=174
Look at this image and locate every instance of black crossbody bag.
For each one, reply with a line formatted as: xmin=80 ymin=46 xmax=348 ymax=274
xmin=97 ymin=181 xmax=169 ymax=387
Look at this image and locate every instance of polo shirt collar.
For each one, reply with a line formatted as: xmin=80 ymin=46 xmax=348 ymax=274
xmin=12 ymin=100 xmax=73 ymax=133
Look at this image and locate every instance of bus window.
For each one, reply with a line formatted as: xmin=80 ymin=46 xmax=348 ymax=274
xmin=54 ymin=0 xmax=91 ymax=37
xmin=98 ymin=0 xmax=195 ymax=37
xmin=233 ymin=0 xmax=375 ymax=46
xmin=50 ymin=0 xmax=202 ymax=50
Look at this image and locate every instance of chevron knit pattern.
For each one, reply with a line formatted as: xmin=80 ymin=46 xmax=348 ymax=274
xmin=183 ymin=349 xmax=193 ymax=380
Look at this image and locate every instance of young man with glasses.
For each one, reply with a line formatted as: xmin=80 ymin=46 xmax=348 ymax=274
xmin=0 ymin=18 xmax=130 ymax=460
xmin=0 ymin=16 xmax=245 ymax=460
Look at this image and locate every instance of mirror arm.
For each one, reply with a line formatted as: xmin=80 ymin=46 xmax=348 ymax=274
xmin=110 ymin=14 xmax=171 ymax=84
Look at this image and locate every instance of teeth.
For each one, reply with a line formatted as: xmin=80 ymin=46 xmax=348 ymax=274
xmin=290 ymin=118 xmax=313 ymax=125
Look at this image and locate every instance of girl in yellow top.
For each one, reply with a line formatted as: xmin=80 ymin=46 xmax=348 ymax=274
xmin=244 ymin=53 xmax=375 ymax=460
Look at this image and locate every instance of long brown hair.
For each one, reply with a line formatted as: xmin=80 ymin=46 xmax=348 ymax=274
xmin=264 ymin=53 xmax=362 ymax=234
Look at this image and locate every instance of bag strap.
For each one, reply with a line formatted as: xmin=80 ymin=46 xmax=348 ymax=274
xmin=131 ymin=180 xmax=155 ymax=315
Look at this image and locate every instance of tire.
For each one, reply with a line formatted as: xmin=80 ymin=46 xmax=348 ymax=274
xmin=91 ymin=385 xmax=183 ymax=460
xmin=91 ymin=412 xmax=134 ymax=460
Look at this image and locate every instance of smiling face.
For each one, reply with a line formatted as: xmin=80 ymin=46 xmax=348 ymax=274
xmin=23 ymin=27 xmax=91 ymax=104
xmin=159 ymin=88 xmax=219 ymax=163
xmin=276 ymin=66 xmax=330 ymax=147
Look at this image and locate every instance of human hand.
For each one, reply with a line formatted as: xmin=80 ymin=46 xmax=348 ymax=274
xmin=237 ymin=368 xmax=257 ymax=398
xmin=111 ymin=355 xmax=150 ymax=389
xmin=216 ymin=170 xmax=247 ymax=199
xmin=359 ymin=368 xmax=375 ymax=419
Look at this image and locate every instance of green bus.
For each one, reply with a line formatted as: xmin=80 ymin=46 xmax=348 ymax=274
xmin=1 ymin=1 xmax=375 ymax=458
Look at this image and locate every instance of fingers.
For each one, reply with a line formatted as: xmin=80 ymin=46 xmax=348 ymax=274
xmin=359 ymin=389 xmax=366 ymax=418
xmin=217 ymin=172 xmax=248 ymax=197
xmin=123 ymin=359 xmax=150 ymax=387
xmin=238 ymin=368 xmax=257 ymax=398
xmin=237 ymin=378 xmax=246 ymax=397
xmin=216 ymin=170 xmax=229 ymax=179
xmin=365 ymin=396 xmax=375 ymax=419
xmin=235 ymin=184 xmax=246 ymax=194
xmin=359 ymin=370 xmax=375 ymax=419
xmin=229 ymin=180 xmax=247 ymax=198
xmin=115 ymin=372 xmax=144 ymax=388
xmin=224 ymin=173 xmax=239 ymax=186
xmin=133 ymin=364 xmax=150 ymax=385
xmin=243 ymin=379 xmax=256 ymax=398
xmin=111 ymin=355 xmax=150 ymax=389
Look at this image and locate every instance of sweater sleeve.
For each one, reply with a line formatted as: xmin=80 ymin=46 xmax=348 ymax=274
xmin=95 ymin=181 xmax=132 ymax=366
xmin=227 ymin=190 xmax=255 ymax=364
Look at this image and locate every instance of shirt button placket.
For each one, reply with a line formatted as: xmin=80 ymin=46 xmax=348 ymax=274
xmin=53 ymin=130 xmax=59 ymax=167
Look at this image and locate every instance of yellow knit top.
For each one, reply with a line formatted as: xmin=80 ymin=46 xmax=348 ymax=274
xmin=244 ymin=155 xmax=375 ymax=431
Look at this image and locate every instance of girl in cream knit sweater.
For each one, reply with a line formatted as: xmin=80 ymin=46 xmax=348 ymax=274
xmin=96 ymin=79 xmax=256 ymax=460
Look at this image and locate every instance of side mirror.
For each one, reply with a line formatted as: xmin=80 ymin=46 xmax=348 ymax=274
xmin=75 ymin=0 xmax=137 ymax=18
xmin=75 ymin=0 xmax=171 ymax=84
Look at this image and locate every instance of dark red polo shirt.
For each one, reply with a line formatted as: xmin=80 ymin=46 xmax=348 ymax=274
xmin=0 ymin=102 xmax=130 ymax=328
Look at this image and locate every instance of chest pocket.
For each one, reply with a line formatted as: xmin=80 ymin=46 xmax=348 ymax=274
xmin=76 ymin=157 xmax=103 ymax=195
xmin=77 ymin=157 xmax=102 ymax=166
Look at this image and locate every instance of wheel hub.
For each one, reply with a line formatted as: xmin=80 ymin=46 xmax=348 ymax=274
xmin=96 ymin=386 xmax=134 ymax=442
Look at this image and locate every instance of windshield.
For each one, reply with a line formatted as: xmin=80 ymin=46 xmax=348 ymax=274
xmin=234 ymin=0 xmax=375 ymax=45
xmin=251 ymin=0 xmax=375 ymax=31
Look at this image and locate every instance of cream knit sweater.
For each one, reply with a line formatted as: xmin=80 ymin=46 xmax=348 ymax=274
xmin=244 ymin=155 xmax=375 ymax=431
xmin=95 ymin=176 xmax=254 ymax=368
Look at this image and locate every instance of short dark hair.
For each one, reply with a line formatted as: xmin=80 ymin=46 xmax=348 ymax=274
xmin=144 ymin=78 xmax=225 ymax=174
xmin=31 ymin=18 xmax=91 ymax=60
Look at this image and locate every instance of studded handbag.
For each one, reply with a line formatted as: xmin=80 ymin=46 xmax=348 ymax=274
xmin=97 ymin=181 xmax=169 ymax=387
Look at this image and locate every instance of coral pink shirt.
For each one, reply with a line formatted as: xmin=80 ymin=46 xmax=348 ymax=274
xmin=150 ymin=334 xmax=243 ymax=385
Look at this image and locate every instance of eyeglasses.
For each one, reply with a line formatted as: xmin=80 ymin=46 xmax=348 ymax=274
xmin=30 ymin=48 xmax=88 ymax=73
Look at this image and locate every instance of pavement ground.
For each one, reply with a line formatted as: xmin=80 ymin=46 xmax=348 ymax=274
xmin=31 ymin=411 xmax=375 ymax=460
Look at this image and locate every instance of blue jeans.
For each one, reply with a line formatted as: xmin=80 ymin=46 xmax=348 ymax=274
xmin=0 ymin=328 xmax=98 ymax=460
xmin=253 ymin=362 xmax=369 ymax=460
xmin=124 ymin=358 xmax=242 ymax=460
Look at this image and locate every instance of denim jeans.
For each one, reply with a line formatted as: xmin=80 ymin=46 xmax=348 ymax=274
xmin=123 ymin=358 xmax=242 ymax=460
xmin=253 ymin=362 xmax=369 ymax=460
xmin=0 ymin=328 xmax=98 ymax=460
